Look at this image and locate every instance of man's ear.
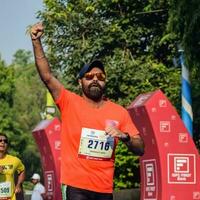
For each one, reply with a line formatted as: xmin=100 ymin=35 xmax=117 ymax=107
xmin=78 ymin=80 xmax=82 ymax=87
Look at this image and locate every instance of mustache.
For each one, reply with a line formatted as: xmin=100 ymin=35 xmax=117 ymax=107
xmin=89 ymin=82 xmax=102 ymax=89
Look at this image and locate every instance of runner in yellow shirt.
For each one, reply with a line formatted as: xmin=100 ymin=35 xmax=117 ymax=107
xmin=0 ymin=133 xmax=25 ymax=200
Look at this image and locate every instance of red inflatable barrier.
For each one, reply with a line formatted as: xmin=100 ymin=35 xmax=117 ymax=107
xmin=32 ymin=117 xmax=62 ymax=200
xmin=128 ymin=89 xmax=200 ymax=200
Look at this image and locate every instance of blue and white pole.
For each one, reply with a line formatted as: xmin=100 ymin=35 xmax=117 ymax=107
xmin=179 ymin=49 xmax=193 ymax=136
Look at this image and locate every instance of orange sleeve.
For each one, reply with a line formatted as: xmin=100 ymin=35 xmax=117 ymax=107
xmin=120 ymin=109 xmax=139 ymax=137
xmin=55 ymin=86 xmax=70 ymax=111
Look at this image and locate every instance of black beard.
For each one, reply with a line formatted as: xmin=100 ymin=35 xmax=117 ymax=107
xmin=82 ymin=82 xmax=104 ymax=101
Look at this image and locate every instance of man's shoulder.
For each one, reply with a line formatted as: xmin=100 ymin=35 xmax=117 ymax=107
xmin=56 ymin=87 xmax=81 ymax=104
xmin=6 ymin=154 xmax=22 ymax=162
xmin=107 ymin=99 xmax=127 ymax=111
xmin=62 ymin=88 xmax=81 ymax=99
xmin=6 ymin=154 xmax=18 ymax=159
xmin=35 ymin=182 xmax=45 ymax=191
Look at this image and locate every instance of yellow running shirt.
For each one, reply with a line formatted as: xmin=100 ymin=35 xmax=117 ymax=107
xmin=0 ymin=154 xmax=25 ymax=200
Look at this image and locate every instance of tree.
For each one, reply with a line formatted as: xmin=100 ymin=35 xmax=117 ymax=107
xmin=12 ymin=50 xmax=46 ymax=179
xmin=0 ymin=50 xmax=47 ymax=180
xmin=168 ymin=0 xmax=200 ymax=148
xmin=12 ymin=49 xmax=33 ymax=66
xmin=168 ymin=0 xmax=200 ymax=70
xmin=0 ymin=56 xmax=26 ymax=156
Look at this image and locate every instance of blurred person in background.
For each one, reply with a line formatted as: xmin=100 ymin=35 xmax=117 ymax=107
xmin=0 ymin=133 xmax=25 ymax=200
xmin=31 ymin=173 xmax=46 ymax=200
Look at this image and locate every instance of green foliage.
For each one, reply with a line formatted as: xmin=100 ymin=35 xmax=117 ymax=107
xmin=12 ymin=50 xmax=46 ymax=179
xmin=0 ymin=50 xmax=46 ymax=180
xmin=168 ymin=0 xmax=200 ymax=147
xmin=114 ymin=142 xmax=140 ymax=189
xmin=0 ymin=57 xmax=21 ymax=154
xmin=168 ymin=0 xmax=200 ymax=70
xmin=38 ymin=0 xmax=175 ymax=84
xmin=191 ymin=68 xmax=200 ymax=148
xmin=104 ymin=50 xmax=180 ymax=108
xmin=12 ymin=50 xmax=33 ymax=66
xmin=0 ymin=59 xmax=14 ymax=104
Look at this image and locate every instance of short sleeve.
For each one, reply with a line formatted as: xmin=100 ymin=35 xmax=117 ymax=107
xmin=16 ymin=158 xmax=25 ymax=174
xmin=55 ymin=87 xmax=74 ymax=111
xmin=120 ymin=109 xmax=139 ymax=137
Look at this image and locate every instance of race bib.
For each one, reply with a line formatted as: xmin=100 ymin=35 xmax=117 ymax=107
xmin=0 ymin=182 xmax=11 ymax=199
xmin=78 ymin=128 xmax=115 ymax=161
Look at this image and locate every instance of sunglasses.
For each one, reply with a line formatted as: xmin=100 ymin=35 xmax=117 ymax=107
xmin=0 ymin=139 xmax=8 ymax=144
xmin=84 ymin=72 xmax=106 ymax=81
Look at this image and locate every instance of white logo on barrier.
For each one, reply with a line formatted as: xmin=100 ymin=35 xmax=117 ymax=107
xmin=152 ymin=139 xmax=155 ymax=145
xmin=168 ymin=154 xmax=196 ymax=184
xmin=159 ymin=99 xmax=167 ymax=107
xmin=45 ymin=171 xmax=54 ymax=192
xmin=134 ymin=94 xmax=151 ymax=107
xmin=142 ymin=127 xmax=147 ymax=136
xmin=160 ymin=121 xmax=170 ymax=132
xmin=54 ymin=124 xmax=60 ymax=131
xmin=193 ymin=192 xmax=200 ymax=199
xmin=179 ymin=133 xmax=188 ymax=143
xmin=170 ymin=195 xmax=176 ymax=200
xmin=171 ymin=115 xmax=176 ymax=120
xmin=174 ymin=157 xmax=189 ymax=173
xmin=55 ymin=140 xmax=61 ymax=150
xmin=164 ymin=142 xmax=169 ymax=147
xmin=143 ymin=159 xmax=157 ymax=200
xmin=146 ymin=164 xmax=155 ymax=186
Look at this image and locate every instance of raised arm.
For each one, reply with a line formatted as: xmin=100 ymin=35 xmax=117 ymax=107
xmin=30 ymin=23 xmax=63 ymax=100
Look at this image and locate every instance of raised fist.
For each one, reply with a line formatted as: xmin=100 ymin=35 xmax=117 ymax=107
xmin=30 ymin=23 xmax=44 ymax=40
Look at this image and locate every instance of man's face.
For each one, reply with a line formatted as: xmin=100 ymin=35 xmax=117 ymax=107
xmin=79 ymin=67 xmax=106 ymax=101
xmin=0 ymin=135 xmax=8 ymax=153
xmin=31 ymin=179 xmax=38 ymax=185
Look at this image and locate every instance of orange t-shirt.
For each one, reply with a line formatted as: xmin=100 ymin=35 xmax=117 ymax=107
xmin=56 ymin=87 xmax=139 ymax=193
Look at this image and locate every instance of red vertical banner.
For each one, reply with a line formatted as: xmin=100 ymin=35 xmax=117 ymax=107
xmin=32 ymin=117 xmax=62 ymax=200
xmin=128 ymin=90 xmax=200 ymax=200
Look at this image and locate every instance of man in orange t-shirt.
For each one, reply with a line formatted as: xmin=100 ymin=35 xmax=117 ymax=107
xmin=30 ymin=23 xmax=144 ymax=200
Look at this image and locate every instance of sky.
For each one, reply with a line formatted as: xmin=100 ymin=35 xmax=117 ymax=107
xmin=0 ymin=0 xmax=44 ymax=65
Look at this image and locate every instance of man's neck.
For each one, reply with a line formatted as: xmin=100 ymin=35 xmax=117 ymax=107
xmin=82 ymin=95 xmax=105 ymax=108
xmin=0 ymin=152 xmax=6 ymax=159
